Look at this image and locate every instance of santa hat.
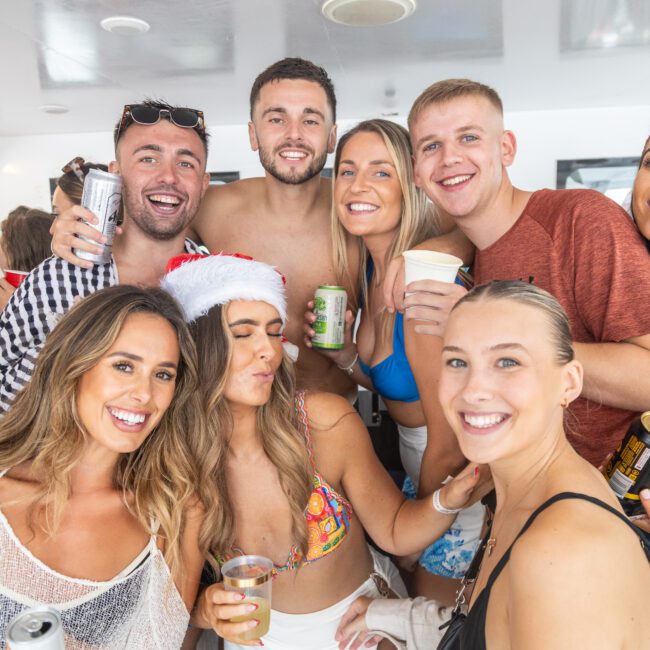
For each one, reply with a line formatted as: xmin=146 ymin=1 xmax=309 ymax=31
xmin=161 ymin=253 xmax=299 ymax=361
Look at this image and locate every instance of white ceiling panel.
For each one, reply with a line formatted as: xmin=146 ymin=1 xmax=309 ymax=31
xmin=0 ymin=0 xmax=648 ymax=137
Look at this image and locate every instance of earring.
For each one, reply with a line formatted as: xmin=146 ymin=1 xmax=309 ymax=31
xmin=560 ymin=397 xmax=569 ymax=409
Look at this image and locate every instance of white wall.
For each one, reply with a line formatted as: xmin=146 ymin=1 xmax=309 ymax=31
xmin=0 ymin=106 xmax=648 ymax=218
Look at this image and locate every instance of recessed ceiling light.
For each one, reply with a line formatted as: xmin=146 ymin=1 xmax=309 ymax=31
xmin=38 ymin=104 xmax=69 ymax=114
xmin=100 ymin=16 xmax=150 ymax=36
xmin=322 ymin=0 xmax=416 ymax=26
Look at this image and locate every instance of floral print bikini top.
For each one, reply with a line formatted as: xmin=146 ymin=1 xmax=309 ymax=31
xmin=217 ymin=391 xmax=353 ymax=577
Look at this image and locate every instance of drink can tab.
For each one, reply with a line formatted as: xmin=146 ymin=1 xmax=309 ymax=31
xmin=6 ymin=607 xmax=65 ymax=649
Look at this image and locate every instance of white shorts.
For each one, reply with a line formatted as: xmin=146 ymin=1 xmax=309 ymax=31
xmin=199 ymin=547 xmax=406 ymax=650
xmin=396 ymin=423 xmax=428 ymax=485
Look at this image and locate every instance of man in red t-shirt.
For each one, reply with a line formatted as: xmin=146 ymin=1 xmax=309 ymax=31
xmin=401 ymin=78 xmax=650 ymax=467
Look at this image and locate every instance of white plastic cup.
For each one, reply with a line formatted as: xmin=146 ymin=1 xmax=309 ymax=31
xmin=402 ymin=250 xmax=463 ymax=286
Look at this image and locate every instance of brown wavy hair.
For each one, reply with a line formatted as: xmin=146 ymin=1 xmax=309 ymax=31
xmin=0 ymin=285 xmax=206 ymax=580
xmin=57 ymin=162 xmax=109 ymax=205
xmin=1 ymin=207 xmax=55 ymax=272
xmin=190 ymin=304 xmax=312 ymax=564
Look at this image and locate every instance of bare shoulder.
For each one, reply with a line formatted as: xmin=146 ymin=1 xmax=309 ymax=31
xmin=302 ymin=392 xmax=369 ymax=454
xmin=211 ymin=177 xmax=265 ymax=205
xmin=503 ymin=496 xmax=650 ymax=648
xmin=509 ymin=497 xmax=639 ymax=582
xmin=302 ymin=392 xmax=373 ymax=482
xmin=303 ymin=390 xmax=358 ymax=430
xmin=195 ymin=178 xmax=266 ymax=227
xmin=0 ymin=464 xmax=39 ymax=502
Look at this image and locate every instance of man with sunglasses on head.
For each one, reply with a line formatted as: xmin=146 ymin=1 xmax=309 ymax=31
xmin=0 ymin=99 xmax=209 ymax=413
xmin=50 ymin=58 xmax=471 ymax=400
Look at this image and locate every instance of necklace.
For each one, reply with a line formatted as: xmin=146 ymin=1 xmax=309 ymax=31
xmin=484 ymin=457 xmax=558 ymax=557
xmin=483 ymin=440 xmax=570 ymax=557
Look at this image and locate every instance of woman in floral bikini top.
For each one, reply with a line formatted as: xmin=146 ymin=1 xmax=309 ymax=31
xmin=162 ymin=253 xmax=485 ymax=650
xmin=216 ymin=391 xmax=354 ymax=577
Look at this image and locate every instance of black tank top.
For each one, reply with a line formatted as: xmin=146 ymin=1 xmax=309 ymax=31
xmin=458 ymin=491 xmax=650 ymax=649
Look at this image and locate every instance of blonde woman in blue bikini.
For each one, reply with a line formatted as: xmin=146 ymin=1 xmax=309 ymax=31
xmin=305 ymin=119 xmax=485 ymax=604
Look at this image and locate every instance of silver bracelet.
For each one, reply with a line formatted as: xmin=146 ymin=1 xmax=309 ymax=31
xmin=432 ymin=488 xmax=462 ymax=515
xmin=337 ymin=352 xmax=358 ymax=375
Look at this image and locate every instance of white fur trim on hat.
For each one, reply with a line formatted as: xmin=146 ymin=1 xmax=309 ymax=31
xmin=161 ymin=254 xmax=288 ymax=324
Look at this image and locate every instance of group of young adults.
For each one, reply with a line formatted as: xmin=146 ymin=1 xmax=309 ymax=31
xmin=0 ymin=56 xmax=648 ymax=649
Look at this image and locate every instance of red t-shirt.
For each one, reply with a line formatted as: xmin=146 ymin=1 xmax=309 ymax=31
xmin=473 ymin=189 xmax=650 ymax=466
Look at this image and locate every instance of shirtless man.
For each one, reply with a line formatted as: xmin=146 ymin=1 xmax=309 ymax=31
xmin=51 ymin=59 xmax=470 ymax=399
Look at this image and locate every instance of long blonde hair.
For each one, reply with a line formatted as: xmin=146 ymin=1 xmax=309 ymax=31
xmin=190 ymin=304 xmax=312 ymax=563
xmin=331 ymin=119 xmax=440 ymax=334
xmin=0 ymin=285 xmax=206 ymax=580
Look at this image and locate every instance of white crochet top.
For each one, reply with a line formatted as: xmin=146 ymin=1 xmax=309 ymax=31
xmin=0 ymin=485 xmax=189 ymax=648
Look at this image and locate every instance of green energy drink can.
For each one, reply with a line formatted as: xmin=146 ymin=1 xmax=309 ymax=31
xmin=604 ymin=411 xmax=650 ymax=517
xmin=312 ymin=285 xmax=347 ymax=350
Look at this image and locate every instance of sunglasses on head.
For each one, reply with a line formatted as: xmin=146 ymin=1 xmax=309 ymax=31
xmin=62 ymin=156 xmax=85 ymax=183
xmin=116 ymin=104 xmax=205 ymax=143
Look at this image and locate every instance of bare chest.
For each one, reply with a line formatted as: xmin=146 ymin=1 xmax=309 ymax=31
xmin=205 ymin=212 xmax=340 ymax=299
xmin=1 ymin=496 xmax=149 ymax=581
xmin=228 ymin=463 xmax=300 ymax=568
xmin=356 ymin=282 xmax=393 ymax=366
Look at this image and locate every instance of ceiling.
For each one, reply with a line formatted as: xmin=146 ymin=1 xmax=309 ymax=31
xmin=0 ymin=0 xmax=649 ymax=137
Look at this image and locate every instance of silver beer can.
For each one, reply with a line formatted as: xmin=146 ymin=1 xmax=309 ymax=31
xmin=312 ymin=285 xmax=347 ymax=350
xmin=6 ymin=607 xmax=65 ymax=649
xmin=74 ymin=168 xmax=122 ymax=264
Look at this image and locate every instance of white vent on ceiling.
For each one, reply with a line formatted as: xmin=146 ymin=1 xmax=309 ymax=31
xmin=39 ymin=104 xmax=69 ymax=114
xmin=322 ymin=0 xmax=416 ymax=26
xmin=100 ymin=16 xmax=150 ymax=36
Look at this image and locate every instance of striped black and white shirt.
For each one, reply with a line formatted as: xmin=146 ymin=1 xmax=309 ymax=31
xmin=0 ymin=239 xmax=202 ymax=414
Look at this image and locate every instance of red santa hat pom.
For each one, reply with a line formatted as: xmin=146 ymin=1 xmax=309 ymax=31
xmin=161 ymin=253 xmax=288 ymax=325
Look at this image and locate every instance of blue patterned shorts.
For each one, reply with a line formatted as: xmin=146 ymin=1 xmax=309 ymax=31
xmin=402 ymin=476 xmax=484 ymax=578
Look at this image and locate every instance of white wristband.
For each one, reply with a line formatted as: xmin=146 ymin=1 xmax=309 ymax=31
xmin=432 ymin=488 xmax=462 ymax=515
xmin=337 ymin=352 xmax=358 ymax=375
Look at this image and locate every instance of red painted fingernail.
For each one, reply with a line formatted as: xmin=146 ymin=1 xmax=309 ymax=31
xmin=474 ymin=467 xmax=479 ymax=477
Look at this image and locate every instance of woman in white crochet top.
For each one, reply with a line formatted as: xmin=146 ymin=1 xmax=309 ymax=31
xmin=0 ymin=285 xmax=206 ymax=649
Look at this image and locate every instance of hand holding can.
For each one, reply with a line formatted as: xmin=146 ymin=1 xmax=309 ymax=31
xmin=73 ymin=169 xmax=122 ymax=265
xmin=311 ymin=285 xmax=347 ymax=350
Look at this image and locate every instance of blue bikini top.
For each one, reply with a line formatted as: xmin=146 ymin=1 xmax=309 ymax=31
xmin=357 ymin=259 xmax=419 ymax=403
xmin=358 ymin=310 xmax=420 ymax=403
xmin=357 ymin=259 xmax=467 ymax=404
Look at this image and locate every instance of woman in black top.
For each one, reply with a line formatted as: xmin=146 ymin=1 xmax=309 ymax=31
xmin=337 ymin=280 xmax=650 ymax=649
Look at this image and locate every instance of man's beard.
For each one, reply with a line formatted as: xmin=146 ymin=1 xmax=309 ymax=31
xmin=258 ymin=142 xmax=328 ymax=185
xmin=122 ymin=184 xmax=192 ymax=241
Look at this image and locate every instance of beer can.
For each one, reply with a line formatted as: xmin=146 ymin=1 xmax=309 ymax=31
xmin=604 ymin=411 xmax=650 ymax=517
xmin=312 ymin=285 xmax=347 ymax=350
xmin=73 ymin=168 xmax=122 ymax=265
xmin=6 ymin=607 xmax=65 ymax=649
